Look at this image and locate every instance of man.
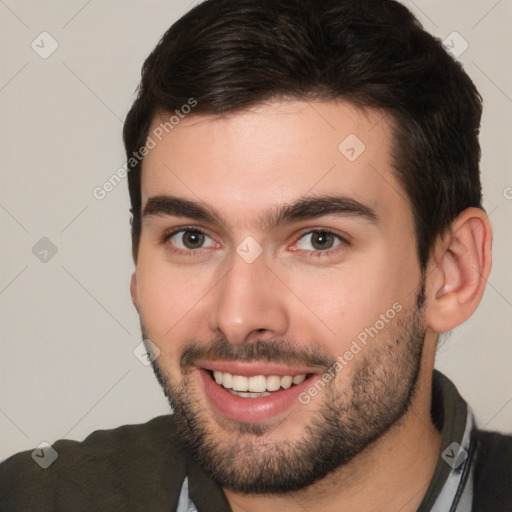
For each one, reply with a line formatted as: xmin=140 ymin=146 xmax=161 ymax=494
xmin=1 ymin=0 xmax=511 ymax=510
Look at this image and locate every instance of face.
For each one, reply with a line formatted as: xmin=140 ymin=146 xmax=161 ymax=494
xmin=132 ymin=99 xmax=427 ymax=492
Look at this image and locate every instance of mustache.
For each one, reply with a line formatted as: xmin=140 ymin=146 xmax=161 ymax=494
xmin=180 ymin=337 xmax=337 ymax=373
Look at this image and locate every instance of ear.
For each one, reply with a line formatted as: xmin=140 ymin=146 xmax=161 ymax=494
xmin=425 ymin=207 xmax=492 ymax=333
xmin=130 ymin=271 xmax=139 ymax=311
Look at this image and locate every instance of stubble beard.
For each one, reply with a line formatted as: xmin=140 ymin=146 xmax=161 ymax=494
xmin=144 ymin=287 xmax=427 ymax=494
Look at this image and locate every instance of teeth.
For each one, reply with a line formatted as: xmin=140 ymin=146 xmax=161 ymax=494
xmin=248 ymin=375 xmax=266 ymax=393
xmin=292 ymin=374 xmax=306 ymax=385
xmin=222 ymin=372 xmax=233 ymax=388
xmin=266 ymin=375 xmax=281 ymax=391
xmin=212 ymin=371 xmax=307 ymax=393
xmin=229 ymin=390 xmax=272 ymax=398
xmin=232 ymin=375 xmax=248 ymax=392
xmin=281 ymin=375 xmax=293 ymax=389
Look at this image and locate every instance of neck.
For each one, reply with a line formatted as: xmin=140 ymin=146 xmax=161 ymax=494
xmin=223 ymin=342 xmax=441 ymax=512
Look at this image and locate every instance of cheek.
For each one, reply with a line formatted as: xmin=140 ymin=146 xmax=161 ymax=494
xmin=134 ymin=252 xmax=215 ymax=345
xmin=292 ymin=274 xmax=379 ymax=349
xmin=283 ymin=250 xmax=416 ymax=355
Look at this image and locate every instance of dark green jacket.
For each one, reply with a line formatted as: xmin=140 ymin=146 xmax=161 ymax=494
xmin=1 ymin=371 xmax=511 ymax=511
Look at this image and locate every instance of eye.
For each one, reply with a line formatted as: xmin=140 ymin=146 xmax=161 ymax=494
xmin=295 ymin=231 xmax=345 ymax=252
xmin=167 ymin=229 xmax=217 ymax=251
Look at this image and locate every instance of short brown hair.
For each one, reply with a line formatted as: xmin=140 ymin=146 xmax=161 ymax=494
xmin=123 ymin=0 xmax=483 ymax=268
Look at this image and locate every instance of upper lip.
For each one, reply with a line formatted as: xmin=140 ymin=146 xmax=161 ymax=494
xmin=197 ymin=360 xmax=317 ymax=377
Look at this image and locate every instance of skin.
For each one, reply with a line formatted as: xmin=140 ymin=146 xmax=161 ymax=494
xmin=130 ymin=99 xmax=492 ymax=512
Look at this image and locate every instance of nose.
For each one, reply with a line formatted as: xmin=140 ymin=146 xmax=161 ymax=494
xmin=207 ymin=250 xmax=290 ymax=345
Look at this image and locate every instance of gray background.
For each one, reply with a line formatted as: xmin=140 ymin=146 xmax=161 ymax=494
xmin=1 ymin=0 xmax=511 ymax=462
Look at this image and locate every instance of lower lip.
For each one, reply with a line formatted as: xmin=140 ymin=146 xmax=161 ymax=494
xmin=198 ymin=368 xmax=316 ymax=423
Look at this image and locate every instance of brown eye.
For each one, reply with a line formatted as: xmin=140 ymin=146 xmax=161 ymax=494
xmin=182 ymin=231 xmax=204 ymax=249
xmin=169 ymin=230 xmax=213 ymax=250
xmin=311 ymin=232 xmax=335 ymax=250
xmin=296 ymin=231 xmax=344 ymax=252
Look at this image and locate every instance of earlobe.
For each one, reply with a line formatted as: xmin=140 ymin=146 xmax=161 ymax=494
xmin=130 ymin=272 xmax=139 ymax=311
xmin=426 ymin=207 xmax=492 ymax=333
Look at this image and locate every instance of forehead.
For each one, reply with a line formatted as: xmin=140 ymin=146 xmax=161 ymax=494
xmin=140 ymin=99 xmax=411 ymax=231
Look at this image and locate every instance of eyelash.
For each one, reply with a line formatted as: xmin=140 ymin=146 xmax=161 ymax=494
xmin=161 ymin=226 xmax=215 ymax=257
xmin=294 ymin=228 xmax=349 ymax=258
xmin=161 ymin=226 xmax=350 ymax=258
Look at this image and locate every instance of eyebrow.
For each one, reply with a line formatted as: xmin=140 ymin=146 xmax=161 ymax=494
xmin=142 ymin=194 xmax=378 ymax=230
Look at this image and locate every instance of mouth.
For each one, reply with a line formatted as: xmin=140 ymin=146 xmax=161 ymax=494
xmin=196 ymin=361 xmax=320 ymax=423
xmin=209 ymin=369 xmax=308 ymax=397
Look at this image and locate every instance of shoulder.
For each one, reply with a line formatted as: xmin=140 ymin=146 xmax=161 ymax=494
xmin=472 ymin=428 xmax=512 ymax=511
xmin=0 ymin=415 xmax=187 ymax=512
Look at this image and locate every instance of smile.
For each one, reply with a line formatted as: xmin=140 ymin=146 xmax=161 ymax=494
xmin=212 ymin=370 xmax=307 ymax=397
xmin=196 ymin=363 xmax=320 ymax=423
